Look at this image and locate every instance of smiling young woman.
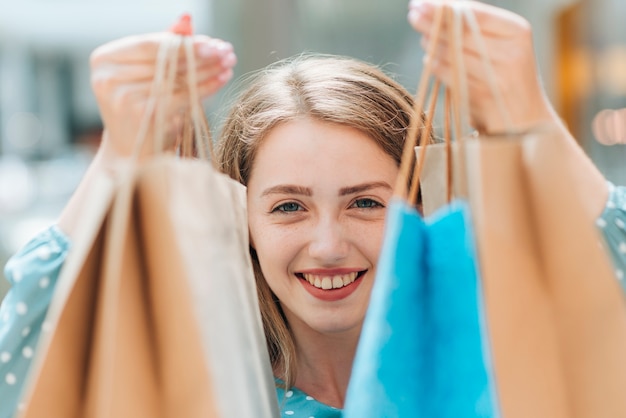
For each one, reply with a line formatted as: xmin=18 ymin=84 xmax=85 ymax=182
xmin=217 ymin=55 xmax=416 ymax=409
xmin=5 ymin=2 xmax=626 ymax=418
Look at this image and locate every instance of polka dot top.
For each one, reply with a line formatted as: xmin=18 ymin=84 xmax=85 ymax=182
xmin=0 ymin=226 xmax=69 ymax=418
xmin=596 ymin=182 xmax=626 ymax=290
xmin=275 ymin=379 xmax=342 ymax=417
xmin=3 ymin=183 xmax=626 ymax=418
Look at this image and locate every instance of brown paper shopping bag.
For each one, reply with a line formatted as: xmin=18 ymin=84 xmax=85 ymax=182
xmin=414 ymin=3 xmax=626 ymax=417
xmin=464 ymin=129 xmax=626 ymax=418
xmin=464 ymin=133 xmax=570 ymax=418
xmin=18 ymin=26 xmax=279 ymax=418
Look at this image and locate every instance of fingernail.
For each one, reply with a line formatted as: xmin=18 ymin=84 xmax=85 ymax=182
xmin=217 ymin=68 xmax=233 ymax=83
xmin=217 ymin=42 xmax=233 ymax=51
xmin=212 ymin=42 xmax=233 ymax=59
xmin=198 ymin=41 xmax=233 ymax=58
xmin=221 ymin=51 xmax=237 ymax=68
xmin=198 ymin=44 xmax=216 ymax=58
xmin=409 ymin=0 xmax=433 ymax=12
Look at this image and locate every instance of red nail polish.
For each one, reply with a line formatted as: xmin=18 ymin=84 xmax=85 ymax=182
xmin=170 ymin=13 xmax=193 ymax=36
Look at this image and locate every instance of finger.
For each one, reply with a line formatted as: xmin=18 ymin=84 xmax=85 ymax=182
xmin=420 ymin=32 xmax=517 ymax=68
xmin=422 ymin=54 xmax=482 ymax=90
xmin=92 ymin=48 xmax=235 ymax=93
xmin=92 ymin=32 xmax=234 ymax=67
xmin=171 ymin=65 xmax=233 ymax=96
xmin=91 ymin=33 xmax=172 ymax=66
xmin=197 ymin=68 xmax=233 ymax=98
xmin=420 ymin=34 xmax=482 ymax=64
xmin=408 ymin=0 xmax=528 ymax=39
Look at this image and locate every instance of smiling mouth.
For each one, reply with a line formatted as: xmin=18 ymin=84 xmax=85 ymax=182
xmin=296 ymin=271 xmax=366 ymax=290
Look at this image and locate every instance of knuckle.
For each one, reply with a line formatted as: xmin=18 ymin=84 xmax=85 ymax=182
xmin=112 ymin=87 xmax=134 ymax=109
xmin=90 ymin=71 xmax=116 ymax=96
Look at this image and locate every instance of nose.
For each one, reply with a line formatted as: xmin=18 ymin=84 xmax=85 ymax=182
xmin=307 ymin=216 xmax=350 ymax=264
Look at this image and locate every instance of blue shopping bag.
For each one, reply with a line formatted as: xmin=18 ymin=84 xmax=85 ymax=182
xmin=344 ymin=199 xmax=499 ymax=418
xmin=344 ymin=199 xmax=427 ymax=417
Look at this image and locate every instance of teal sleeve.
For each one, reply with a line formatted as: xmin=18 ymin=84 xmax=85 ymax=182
xmin=596 ymin=182 xmax=626 ymax=293
xmin=0 ymin=226 xmax=69 ymax=418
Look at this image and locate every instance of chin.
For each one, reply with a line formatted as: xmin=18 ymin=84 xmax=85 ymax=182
xmin=306 ymin=314 xmax=365 ymax=336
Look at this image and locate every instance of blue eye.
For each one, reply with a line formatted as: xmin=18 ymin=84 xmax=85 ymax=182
xmin=273 ymin=202 xmax=302 ymax=213
xmin=352 ymin=198 xmax=383 ymax=209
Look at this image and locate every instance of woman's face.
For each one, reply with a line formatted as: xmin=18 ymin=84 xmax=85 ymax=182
xmin=247 ymin=117 xmax=399 ymax=336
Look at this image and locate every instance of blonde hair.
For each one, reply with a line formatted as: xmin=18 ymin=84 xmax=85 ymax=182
xmin=216 ymin=54 xmax=418 ymax=388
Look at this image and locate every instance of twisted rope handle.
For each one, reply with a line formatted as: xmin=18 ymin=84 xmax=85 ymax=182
xmin=130 ymin=14 xmax=214 ymax=164
xmin=396 ymin=0 xmax=518 ymax=207
xmin=393 ymin=2 xmax=447 ymax=202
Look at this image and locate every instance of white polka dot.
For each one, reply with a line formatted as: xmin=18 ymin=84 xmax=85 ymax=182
xmin=607 ymin=200 xmax=616 ymax=209
xmin=616 ymin=219 xmax=626 ymax=229
xmin=5 ymin=373 xmax=16 ymax=385
xmin=0 ymin=352 xmax=11 ymax=363
xmin=285 ymin=412 xmax=294 ymax=416
xmin=36 ymin=246 xmax=51 ymax=260
xmin=619 ymin=242 xmax=626 ymax=254
xmin=21 ymin=327 xmax=31 ymax=337
xmin=12 ymin=269 xmax=23 ymax=283
xmin=39 ymin=276 xmax=50 ymax=289
xmin=285 ymin=390 xmax=293 ymax=398
xmin=306 ymin=396 xmax=314 ymax=401
xmin=16 ymin=302 xmax=28 ymax=315
xmin=617 ymin=270 xmax=624 ymax=281
xmin=596 ymin=218 xmax=607 ymax=228
xmin=22 ymin=346 xmax=33 ymax=359
xmin=17 ymin=403 xmax=26 ymax=412
xmin=42 ymin=321 xmax=52 ymax=333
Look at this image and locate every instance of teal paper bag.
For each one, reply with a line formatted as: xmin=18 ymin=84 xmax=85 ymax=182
xmin=344 ymin=199 xmax=498 ymax=418
xmin=423 ymin=201 xmax=498 ymax=418
xmin=344 ymin=199 xmax=427 ymax=416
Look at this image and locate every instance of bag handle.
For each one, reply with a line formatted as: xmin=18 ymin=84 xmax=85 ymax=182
xmin=394 ymin=2 xmax=447 ymax=203
xmin=130 ymin=14 xmax=214 ymax=164
xmin=395 ymin=2 xmax=457 ymax=207
xmin=396 ymin=1 xmax=519 ymax=207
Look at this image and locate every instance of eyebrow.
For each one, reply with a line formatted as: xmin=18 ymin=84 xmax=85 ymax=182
xmin=261 ymin=185 xmax=312 ymax=197
xmin=261 ymin=181 xmax=392 ymax=197
xmin=339 ymin=181 xmax=392 ymax=196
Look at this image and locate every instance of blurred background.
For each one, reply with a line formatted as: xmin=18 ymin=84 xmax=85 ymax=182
xmin=1 ymin=0 xmax=625 ymax=300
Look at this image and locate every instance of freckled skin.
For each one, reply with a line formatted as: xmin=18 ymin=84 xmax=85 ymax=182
xmin=246 ymin=117 xmax=399 ymax=336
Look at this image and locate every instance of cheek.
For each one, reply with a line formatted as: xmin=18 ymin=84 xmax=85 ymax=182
xmin=247 ymin=212 xmax=306 ymax=279
xmin=361 ymin=223 xmax=387 ymax=265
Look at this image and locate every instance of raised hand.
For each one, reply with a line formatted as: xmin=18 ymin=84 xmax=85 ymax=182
xmin=408 ymin=0 xmax=554 ymax=134
xmin=90 ymin=32 xmax=236 ymax=160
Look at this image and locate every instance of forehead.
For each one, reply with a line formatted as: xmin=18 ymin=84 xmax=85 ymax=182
xmin=247 ymin=118 xmax=398 ymax=190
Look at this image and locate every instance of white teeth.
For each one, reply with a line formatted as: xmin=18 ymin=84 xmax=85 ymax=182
xmin=343 ymin=272 xmax=356 ymax=286
xmin=332 ymin=276 xmax=343 ymax=289
xmin=302 ymin=272 xmax=360 ymax=290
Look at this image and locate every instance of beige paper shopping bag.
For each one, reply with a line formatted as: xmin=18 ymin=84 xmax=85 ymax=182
xmin=19 ymin=25 xmax=279 ymax=418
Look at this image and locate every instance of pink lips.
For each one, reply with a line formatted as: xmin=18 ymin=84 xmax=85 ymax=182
xmin=297 ymin=269 xmax=365 ymax=302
